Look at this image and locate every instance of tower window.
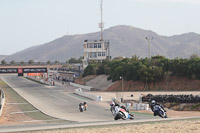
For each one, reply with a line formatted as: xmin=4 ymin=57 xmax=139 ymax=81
xmin=98 ymin=43 xmax=101 ymax=48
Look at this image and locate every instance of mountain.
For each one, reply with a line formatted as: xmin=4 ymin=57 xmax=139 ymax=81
xmin=4 ymin=25 xmax=200 ymax=62
xmin=0 ymin=55 xmax=8 ymax=61
xmin=168 ymin=32 xmax=200 ymax=58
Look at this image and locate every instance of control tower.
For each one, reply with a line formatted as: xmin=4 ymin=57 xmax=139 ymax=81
xmin=83 ymin=0 xmax=111 ymax=68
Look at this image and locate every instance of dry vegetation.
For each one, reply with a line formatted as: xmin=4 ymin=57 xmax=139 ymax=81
xmin=22 ymin=119 xmax=200 ymax=133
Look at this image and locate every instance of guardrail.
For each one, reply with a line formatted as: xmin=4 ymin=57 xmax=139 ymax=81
xmin=70 ymin=82 xmax=92 ymax=91
xmin=0 ymin=88 xmax=5 ymax=117
xmin=75 ymin=88 xmax=102 ymax=101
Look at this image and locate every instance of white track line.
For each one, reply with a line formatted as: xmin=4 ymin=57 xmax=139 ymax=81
xmin=6 ymin=103 xmax=28 ymax=105
xmin=10 ymin=110 xmax=40 ymax=114
xmin=23 ymin=119 xmax=61 ymax=123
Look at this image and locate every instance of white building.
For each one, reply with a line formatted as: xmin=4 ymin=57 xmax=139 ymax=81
xmin=83 ymin=40 xmax=110 ymax=68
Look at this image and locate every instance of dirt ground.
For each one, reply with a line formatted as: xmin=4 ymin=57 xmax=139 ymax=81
xmin=0 ymin=93 xmax=44 ymax=125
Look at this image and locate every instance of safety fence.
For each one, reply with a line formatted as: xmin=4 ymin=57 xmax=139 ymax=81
xmin=0 ymin=88 xmax=5 ymax=117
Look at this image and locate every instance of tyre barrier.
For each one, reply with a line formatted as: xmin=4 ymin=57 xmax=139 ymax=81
xmin=0 ymin=89 xmax=5 ymax=117
xmin=142 ymin=94 xmax=200 ymax=103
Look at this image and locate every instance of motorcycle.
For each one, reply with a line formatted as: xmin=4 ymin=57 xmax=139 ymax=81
xmin=84 ymin=104 xmax=87 ymax=111
xmin=112 ymin=106 xmax=134 ymax=120
xmin=79 ymin=103 xmax=84 ymax=112
xmin=153 ymin=105 xmax=167 ymax=118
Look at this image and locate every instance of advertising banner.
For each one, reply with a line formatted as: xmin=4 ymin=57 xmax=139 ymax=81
xmin=23 ymin=68 xmax=47 ymax=73
xmin=0 ymin=68 xmax=18 ymax=73
xmin=0 ymin=68 xmax=47 ymax=73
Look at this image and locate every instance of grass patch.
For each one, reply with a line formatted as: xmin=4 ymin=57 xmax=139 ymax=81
xmin=24 ymin=111 xmax=58 ymax=120
xmin=132 ymin=111 xmax=152 ymax=116
xmin=18 ymin=104 xmax=37 ymax=111
xmin=0 ymin=80 xmax=7 ymax=86
xmin=191 ymin=103 xmax=200 ymax=109
xmin=0 ymin=79 xmax=25 ymax=103
xmin=170 ymin=102 xmax=178 ymax=106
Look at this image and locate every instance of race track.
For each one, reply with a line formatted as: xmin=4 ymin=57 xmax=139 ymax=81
xmin=0 ymin=75 xmax=157 ymax=132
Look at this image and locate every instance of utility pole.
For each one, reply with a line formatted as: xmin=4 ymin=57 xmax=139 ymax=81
xmin=146 ymin=37 xmax=153 ymax=61
xmin=120 ymin=76 xmax=124 ymax=102
xmin=145 ymin=37 xmax=153 ymax=90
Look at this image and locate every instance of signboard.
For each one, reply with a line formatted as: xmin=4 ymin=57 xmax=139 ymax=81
xmin=0 ymin=68 xmax=18 ymax=73
xmin=0 ymin=68 xmax=47 ymax=74
xmin=18 ymin=68 xmax=23 ymax=73
xmin=23 ymin=68 xmax=47 ymax=73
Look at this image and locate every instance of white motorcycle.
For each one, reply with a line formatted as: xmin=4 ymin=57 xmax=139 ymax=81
xmin=111 ymin=106 xmax=134 ymax=120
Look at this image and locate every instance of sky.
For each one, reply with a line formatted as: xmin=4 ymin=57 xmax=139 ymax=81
xmin=0 ymin=0 xmax=200 ymax=55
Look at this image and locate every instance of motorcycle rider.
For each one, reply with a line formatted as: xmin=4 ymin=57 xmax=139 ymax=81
xmin=110 ymin=100 xmax=133 ymax=120
xmin=83 ymin=102 xmax=87 ymax=111
xmin=110 ymin=101 xmax=118 ymax=116
xmin=79 ymin=102 xmax=84 ymax=112
xmin=150 ymin=100 xmax=166 ymax=116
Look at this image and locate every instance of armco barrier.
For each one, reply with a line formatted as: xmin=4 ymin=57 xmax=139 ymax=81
xmin=0 ymin=89 xmax=5 ymax=117
xmin=70 ymin=82 xmax=92 ymax=91
xmin=75 ymin=88 xmax=102 ymax=101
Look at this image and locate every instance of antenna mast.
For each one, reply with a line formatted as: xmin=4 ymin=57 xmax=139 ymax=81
xmin=99 ymin=0 xmax=104 ymax=41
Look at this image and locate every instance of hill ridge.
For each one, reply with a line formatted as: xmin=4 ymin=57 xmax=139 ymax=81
xmin=4 ymin=25 xmax=200 ymax=62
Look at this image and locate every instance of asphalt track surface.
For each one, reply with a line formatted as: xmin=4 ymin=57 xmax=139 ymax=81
xmin=0 ymin=75 xmax=157 ymax=132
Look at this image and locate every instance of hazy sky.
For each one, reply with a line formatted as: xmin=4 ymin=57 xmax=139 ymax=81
xmin=1 ymin=0 xmax=200 ymax=55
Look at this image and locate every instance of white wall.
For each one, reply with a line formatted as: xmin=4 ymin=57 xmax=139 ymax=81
xmin=70 ymin=82 xmax=92 ymax=91
xmin=75 ymin=88 xmax=102 ymax=101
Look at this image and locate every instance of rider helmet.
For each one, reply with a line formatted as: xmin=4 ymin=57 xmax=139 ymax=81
xmin=151 ymin=100 xmax=156 ymax=105
xmin=110 ymin=101 xmax=115 ymax=106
